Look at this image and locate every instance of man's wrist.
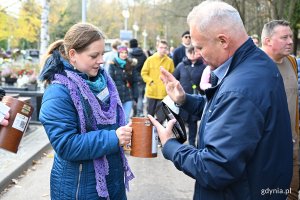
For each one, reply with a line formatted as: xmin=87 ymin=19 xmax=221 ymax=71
xmin=175 ymin=95 xmax=186 ymax=107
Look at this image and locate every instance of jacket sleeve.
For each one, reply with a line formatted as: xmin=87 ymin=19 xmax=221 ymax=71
xmin=173 ymin=64 xmax=181 ymax=80
xmin=169 ymin=60 xmax=175 ymax=73
xmin=180 ymin=94 xmax=206 ymax=118
xmin=172 ymin=49 xmax=180 ymax=67
xmin=162 ymin=92 xmax=264 ymax=190
xmin=141 ymin=58 xmax=153 ymax=84
xmin=39 ymin=84 xmax=120 ymax=162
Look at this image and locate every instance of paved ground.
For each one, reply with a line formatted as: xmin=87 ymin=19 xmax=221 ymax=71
xmin=0 ymin=150 xmax=53 ymax=200
xmin=0 ymin=125 xmax=195 ymax=200
xmin=0 ymin=125 xmax=51 ymax=192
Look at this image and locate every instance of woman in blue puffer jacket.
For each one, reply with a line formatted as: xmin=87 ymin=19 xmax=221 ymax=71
xmin=39 ymin=23 xmax=134 ymax=200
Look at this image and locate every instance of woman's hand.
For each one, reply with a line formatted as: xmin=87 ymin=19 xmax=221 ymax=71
xmin=116 ymin=122 xmax=132 ymax=147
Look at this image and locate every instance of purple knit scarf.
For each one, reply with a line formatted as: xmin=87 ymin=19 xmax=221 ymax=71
xmin=53 ymin=70 xmax=134 ymax=199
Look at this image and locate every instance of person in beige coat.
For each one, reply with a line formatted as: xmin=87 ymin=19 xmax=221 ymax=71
xmin=261 ymin=19 xmax=299 ymax=200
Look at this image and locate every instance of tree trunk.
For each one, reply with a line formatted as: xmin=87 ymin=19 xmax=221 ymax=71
xmin=39 ymin=0 xmax=50 ymax=58
xmin=293 ymin=28 xmax=298 ymax=55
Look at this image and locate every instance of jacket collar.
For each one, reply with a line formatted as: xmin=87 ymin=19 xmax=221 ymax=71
xmin=153 ymin=52 xmax=168 ymax=60
xmin=205 ymin=38 xmax=256 ymax=100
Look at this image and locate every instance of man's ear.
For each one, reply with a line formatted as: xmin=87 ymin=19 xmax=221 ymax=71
xmin=217 ymin=34 xmax=230 ymax=49
xmin=263 ymin=37 xmax=271 ymax=46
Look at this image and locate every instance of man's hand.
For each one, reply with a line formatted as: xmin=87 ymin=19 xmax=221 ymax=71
xmin=160 ymin=67 xmax=186 ymax=105
xmin=116 ymin=122 xmax=132 ymax=147
xmin=148 ymin=114 xmax=176 ymax=146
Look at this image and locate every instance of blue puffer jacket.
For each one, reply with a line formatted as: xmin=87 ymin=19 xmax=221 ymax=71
xmin=162 ymin=38 xmax=293 ymax=200
xmin=40 ymin=76 xmax=126 ymax=200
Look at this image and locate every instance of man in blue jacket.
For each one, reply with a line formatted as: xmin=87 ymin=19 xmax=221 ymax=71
xmin=148 ymin=1 xmax=293 ymax=200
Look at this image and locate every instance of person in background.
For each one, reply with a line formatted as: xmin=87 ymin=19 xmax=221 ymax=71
xmin=169 ymin=46 xmax=175 ymax=58
xmin=172 ymin=31 xmax=192 ymax=67
xmin=141 ymin=39 xmax=174 ymax=123
xmin=144 ymin=48 xmax=153 ymax=57
xmin=173 ymin=46 xmax=206 ymax=146
xmin=251 ymin=34 xmax=260 ymax=47
xmin=103 ymin=39 xmax=122 ymax=71
xmin=148 ymin=1 xmax=293 ymax=199
xmin=261 ymin=19 xmax=299 ymax=200
xmin=39 ymin=23 xmax=134 ymax=200
xmin=122 ymin=40 xmax=129 ymax=48
xmin=109 ymin=45 xmax=138 ymax=123
xmin=128 ymin=39 xmax=147 ymax=117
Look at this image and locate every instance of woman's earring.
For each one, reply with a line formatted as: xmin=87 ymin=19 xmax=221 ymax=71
xmin=73 ymin=60 xmax=77 ymax=70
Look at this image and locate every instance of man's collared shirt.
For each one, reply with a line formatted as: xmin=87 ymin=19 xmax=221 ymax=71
xmin=212 ymin=57 xmax=233 ymax=85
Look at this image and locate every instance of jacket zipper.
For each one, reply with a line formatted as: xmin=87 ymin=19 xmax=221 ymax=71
xmin=76 ymin=164 xmax=83 ymax=200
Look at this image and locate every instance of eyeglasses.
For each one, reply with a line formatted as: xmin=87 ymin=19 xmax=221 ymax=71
xmin=184 ymin=35 xmax=191 ymax=39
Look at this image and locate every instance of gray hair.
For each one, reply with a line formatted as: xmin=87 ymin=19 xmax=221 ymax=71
xmin=187 ymin=1 xmax=245 ymax=36
xmin=261 ymin=20 xmax=290 ymax=42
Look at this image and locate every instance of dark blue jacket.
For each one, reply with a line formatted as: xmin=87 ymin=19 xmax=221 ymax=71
xmin=173 ymin=57 xmax=206 ymax=121
xmin=172 ymin=44 xmax=186 ymax=67
xmin=173 ymin=57 xmax=206 ymax=94
xmin=162 ymin=39 xmax=293 ymax=200
xmin=129 ymin=47 xmax=147 ymax=84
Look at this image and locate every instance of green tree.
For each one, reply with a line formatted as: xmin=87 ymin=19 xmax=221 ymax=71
xmin=0 ymin=6 xmax=17 ymax=49
xmin=48 ymin=0 xmax=81 ymax=43
xmin=15 ymin=0 xmax=41 ymax=49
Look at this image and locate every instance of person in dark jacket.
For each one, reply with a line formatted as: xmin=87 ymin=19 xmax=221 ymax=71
xmin=173 ymin=46 xmax=206 ymax=146
xmin=148 ymin=1 xmax=293 ymax=200
xmin=39 ymin=23 xmax=134 ymax=200
xmin=109 ymin=45 xmax=138 ymax=123
xmin=172 ymin=31 xmax=192 ymax=67
xmin=128 ymin=39 xmax=147 ymax=117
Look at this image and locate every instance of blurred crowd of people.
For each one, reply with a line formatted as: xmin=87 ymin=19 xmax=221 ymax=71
xmin=1 ymin=1 xmax=299 ymax=199
xmin=103 ymin=31 xmax=206 ymax=146
xmin=101 ymin=15 xmax=300 ymax=197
